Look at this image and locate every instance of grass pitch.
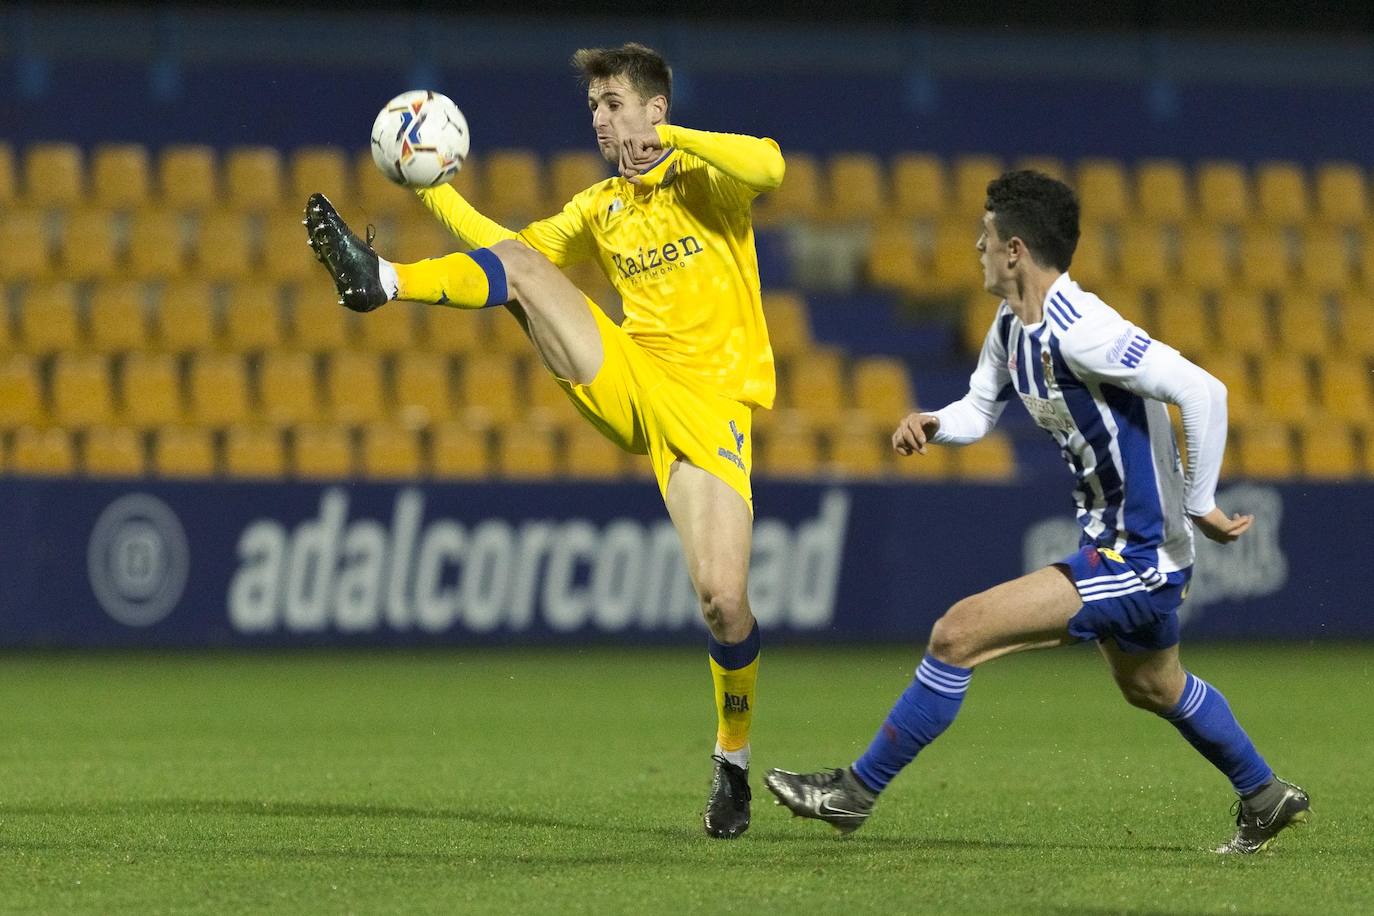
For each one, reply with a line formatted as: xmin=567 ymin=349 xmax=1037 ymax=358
xmin=1 ymin=644 xmax=1370 ymax=914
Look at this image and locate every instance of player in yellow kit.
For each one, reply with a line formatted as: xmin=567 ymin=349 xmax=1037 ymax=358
xmin=304 ymin=43 xmax=783 ymax=838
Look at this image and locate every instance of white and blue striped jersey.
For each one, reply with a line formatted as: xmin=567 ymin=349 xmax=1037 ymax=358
xmin=932 ymin=274 xmax=1229 ymax=575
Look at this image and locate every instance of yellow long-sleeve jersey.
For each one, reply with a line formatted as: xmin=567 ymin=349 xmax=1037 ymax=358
xmin=417 ymin=124 xmax=784 ymax=409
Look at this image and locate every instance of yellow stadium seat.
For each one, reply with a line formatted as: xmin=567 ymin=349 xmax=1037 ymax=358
xmin=289 ymin=285 xmax=353 ymax=351
xmin=565 ymin=423 xmax=626 ymax=479
xmin=88 ymin=282 xmax=150 ymax=353
xmin=865 ymin=224 xmax=924 ymax=295
xmin=20 ymin=282 xmax=81 ymax=354
xmin=1104 ymin=285 xmax=1150 ymax=328
xmin=459 ymin=352 xmax=522 ymax=427
xmin=23 ymin=143 xmax=83 ymax=209
xmin=1177 ymin=223 xmax=1231 ymax=292
xmin=1257 ymin=359 xmax=1312 ymax=424
xmin=761 ymin=291 xmax=814 ymax=361
xmin=490 ymin=308 xmax=533 ymax=353
xmin=258 ymin=351 xmax=322 ymax=426
xmin=1150 ymin=290 xmax=1212 ymax=358
xmin=390 ymin=214 xmax=461 ymax=263
xmin=1300 ymin=419 xmax=1359 ymax=480
xmin=0 ymin=143 xmax=15 ymax=206
xmin=10 ymin=427 xmax=75 ymax=475
xmin=496 ymin=426 xmax=558 ymax=479
xmin=1313 ymin=162 xmax=1367 ymax=228
xmin=756 ymin=151 xmax=821 ymax=224
xmin=785 ymin=351 xmax=845 ymax=429
xmin=291 ymin=423 xmax=354 ymax=479
xmin=83 ymin=426 xmax=147 ymax=477
xmin=757 ymin=426 xmax=821 ymax=478
xmin=1135 ymin=160 xmax=1190 ymax=225
xmin=483 ymin=149 xmax=545 ymax=224
xmin=360 ymin=422 xmax=424 ymax=479
xmin=1204 ymin=353 xmax=1258 ymax=424
xmin=224 ymin=425 xmax=287 ymax=478
xmin=826 ymin=419 xmax=888 ymax=480
xmin=261 ymin=209 xmax=317 ymax=283
xmin=889 ymin=152 xmax=947 ymax=219
xmin=224 ymin=146 xmax=284 ymax=213
xmin=126 ymin=210 xmax=187 ymax=280
xmin=1254 ymin=161 xmax=1309 ymax=227
xmin=1071 ymin=223 xmax=1112 ymax=289
xmin=892 ymin=440 xmax=953 ymax=480
xmin=152 ymin=426 xmax=217 ymax=477
xmin=353 ymin=150 xmax=417 ymax=219
xmin=1335 ymin=296 xmax=1374 ymax=359
xmin=954 ymin=433 xmax=1016 ymax=480
xmin=951 ymin=155 xmax=1003 ymax=217
xmin=929 ymin=217 xmax=983 ymax=293
xmin=195 ymin=212 xmax=255 ymax=281
xmin=51 ymin=354 xmax=117 ymax=427
xmin=431 ymin=421 xmax=490 ymax=478
xmin=393 ymin=351 xmax=453 ymax=428
xmin=1074 ymin=159 xmax=1131 ymax=225
xmin=357 ymin=301 xmax=418 ymax=353
xmin=549 ymin=150 xmax=609 ymax=208
xmin=156 ymin=280 xmax=217 ymax=354
xmin=852 ymin=356 xmax=914 ymax=419
xmin=222 ymin=280 xmax=285 ymax=352
xmin=1236 ymin=226 xmax=1291 ymax=292
xmin=1014 ymin=156 xmax=1068 ymax=183
xmin=962 ymin=295 xmax=1001 ymax=354
xmin=119 ymin=352 xmax=185 ymax=428
xmin=1317 ymin=360 xmax=1373 ymax=423
xmin=187 ymin=353 xmax=251 ymax=427
xmin=325 ymin=350 xmax=388 ymax=425
xmin=1298 ymin=226 xmax=1352 ymax=294
xmin=826 ymin=153 xmax=886 ymax=223
xmin=90 ymin=144 xmax=151 ymax=210
xmin=0 ymin=355 xmax=46 ymax=427
xmin=60 ymin=208 xmax=121 ymax=280
xmin=1237 ymin=422 xmax=1295 ymax=478
xmin=288 ymin=146 xmax=351 ymax=205
xmin=158 ymin=145 xmax=219 ymax=212
xmin=0 ymin=209 xmax=53 ymax=282
xmin=526 ymin=365 xmax=581 ymax=433
xmin=1213 ymin=290 xmax=1271 ymax=356
xmin=423 ymin=303 xmax=484 ymax=354
xmin=1194 ymin=160 xmax=1251 ymax=225
xmin=1272 ymin=290 xmax=1330 ymax=357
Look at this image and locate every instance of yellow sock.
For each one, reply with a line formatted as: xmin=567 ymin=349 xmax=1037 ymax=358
xmin=393 ymin=248 xmax=507 ymax=308
xmin=708 ymin=622 xmax=760 ymax=756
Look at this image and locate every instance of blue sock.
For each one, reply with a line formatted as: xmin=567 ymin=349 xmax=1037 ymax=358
xmin=1162 ymin=672 xmax=1273 ymax=796
xmin=852 ymin=654 xmax=971 ymax=793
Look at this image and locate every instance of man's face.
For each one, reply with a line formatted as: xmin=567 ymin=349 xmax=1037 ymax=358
xmin=977 ymin=210 xmax=1012 ymax=294
xmin=587 ymin=75 xmax=660 ymax=165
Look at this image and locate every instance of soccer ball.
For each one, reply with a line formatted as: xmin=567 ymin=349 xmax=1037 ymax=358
xmin=370 ymin=90 xmax=470 ymax=188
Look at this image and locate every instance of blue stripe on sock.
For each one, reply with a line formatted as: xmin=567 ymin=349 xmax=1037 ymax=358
xmin=853 ymin=654 xmax=971 ymax=792
xmin=1161 ymin=672 xmax=1274 ymax=796
xmin=467 ymin=247 xmax=508 ymax=306
xmin=708 ymin=621 xmax=760 ymax=670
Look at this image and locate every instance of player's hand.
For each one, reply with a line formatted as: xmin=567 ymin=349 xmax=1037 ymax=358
xmin=892 ymin=412 xmax=940 ymax=456
xmin=1189 ymin=506 xmax=1255 ymax=543
xmin=619 ymin=130 xmax=665 ymax=183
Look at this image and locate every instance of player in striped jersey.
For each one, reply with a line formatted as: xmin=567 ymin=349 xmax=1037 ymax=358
xmin=766 ymin=170 xmax=1310 ymax=854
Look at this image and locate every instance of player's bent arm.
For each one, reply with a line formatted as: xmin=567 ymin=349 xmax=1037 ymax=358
xmin=656 ymin=124 xmax=785 ymax=192
xmin=928 ymin=391 xmax=1007 ymax=445
xmin=415 ymin=185 xmax=517 ymax=248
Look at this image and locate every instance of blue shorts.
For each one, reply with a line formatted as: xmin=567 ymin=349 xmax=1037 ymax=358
xmin=1059 ymin=545 xmax=1192 ymax=653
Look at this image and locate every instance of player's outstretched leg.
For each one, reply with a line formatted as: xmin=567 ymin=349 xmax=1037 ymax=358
xmin=303 ymin=194 xmax=390 ymax=312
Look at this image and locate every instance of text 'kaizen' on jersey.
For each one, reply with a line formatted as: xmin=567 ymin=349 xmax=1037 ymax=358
xmin=611 ymin=235 xmax=703 ymax=280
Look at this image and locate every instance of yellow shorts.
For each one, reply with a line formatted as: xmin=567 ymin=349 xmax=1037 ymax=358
xmin=556 ymin=304 xmax=754 ymax=510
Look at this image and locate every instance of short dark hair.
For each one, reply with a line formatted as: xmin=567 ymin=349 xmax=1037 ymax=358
xmin=984 ymin=170 xmax=1080 ymax=272
xmin=572 ymin=43 xmax=672 ymax=114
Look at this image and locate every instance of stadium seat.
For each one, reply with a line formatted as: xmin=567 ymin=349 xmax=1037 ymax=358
xmin=1177 ymin=223 xmax=1232 ymax=292
xmin=90 ymin=144 xmax=152 ymax=210
xmin=951 ymin=155 xmax=1003 ymax=218
xmin=258 ymin=350 xmax=322 ymax=426
xmin=1335 ymin=296 xmax=1374 ymax=359
xmin=222 ymin=280 xmax=285 ymax=352
xmin=83 ymin=426 xmax=147 ymax=477
xmin=288 ymin=146 xmax=351 ymax=206
xmin=19 ymin=282 xmax=82 ymax=354
xmin=88 ymin=282 xmax=150 ymax=354
xmin=1272 ymin=290 xmax=1330 ymax=358
xmin=1134 ymin=160 xmax=1190 ymax=225
xmin=360 ymin=422 xmax=424 ymax=479
xmin=865 ymin=223 xmax=925 ymax=295
xmin=1150 ymin=290 xmax=1212 ymax=357
xmin=1318 ymin=360 xmax=1373 ymax=423
xmin=152 ymin=426 xmax=217 ymax=477
xmin=826 ymin=418 xmax=888 ymax=479
xmin=459 ymin=352 xmax=522 ymax=427
xmin=760 ymin=290 xmax=814 ymax=360
xmin=289 ymin=285 xmax=353 ymax=351
xmin=961 ymin=295 xmax=999 ymax=354
xmin=826 ymin=153 xmax=887 ymax=223
xmin=1298 ymin=226 xmax=1353 ymax=294
xmin=755 ymin=151 xmax=822 ymax=223
xmin=1300 ymin=418 xmax=1359 ymax=480
xmin=1014 ymin=156 xmax=1068 ymax=183
xmin=261 ymin=209 xmax=317 ymax=283
xmin=156 ymin=280 xmax=218 ymax=354
xmin=852 ymin=355 xmax=914 ymax=419
xmin=1104 ymin=285 xmax=1150 ymax=328
xmin=0 ymin=143 xmax=14 ymax=207
xmin=126 ymin=210 xmax=187 ymax=280
xmin=391 ymin=215 xmax=461 ymax=263
xmin=784 ymin=350 xmax=845 ymax=430
xmin=1070 ymin=223 xmax=1112 ymax=289
xmin=0 ymin=209 xmax=53 ymax=282
xmin=119 ymin=352 xmax=186 ymax=428
xmin=431 ymin=421 xmax=490 ymax=478
xmin=325 ymin=350 xmax=388 ymax=426
xmin=1213 ymin=290 xmax=1272 ymax=356
xmin=9 ymin=426 xmax=75 ymax=475
xmin=1256 ymin=358 xmax=1312 ymax=424
xmin=187 ymin=352 xmax=252 ymax=427
xmin=353 ymin=150 xmax=418 ymax=219
xmin=1254 ymin=161 xmax=1310 ymax=227
xmin=357 ymin=301 xmax=418 ymax=353
xmin=60 ymin=208 xmax=121 ymax=280
xmin=23 ymin=143 xmax=83 ymax=209
xmin=549 ymin=150 xmax=610 ymax=209
xmin=195 ymin=212 xmax=255 ymax=281
xmin=888 ymin=152 xmax=947 ymax=219
xmin=51 ymin=354 xmax=117 ymax=428
xmin=1074 ymin=158 xmax=1131 ymax=225
xmin=224 ymin=146 xmax=284 ymax=213
xmin=1236 ymin=422 xmax=1295 ymax=478
xmin=1313 ymin=162 xmax=1367 ymax=228
xmin=892 ymin=438 xmax=953 ymax=479
xmin=483 ymin=149 xmax=545 ymax=224
xmin=495 ymin=426 xmax=558 ymax=479
xmin=393 ymin=351 xmax=453 ymax=428
xmin=0 ymin=355 xmax=46 ymax=428
xmin=524 ymin=362 xmax=580 ymax=432
xmin=1236 ymin=226 xmax=1291 ymax=293
xmin=158 ymin=145 xmax=219 ymax=212
xmin=423 ymin=302 xmax=484 ymax=354
xmin=1194 ymin=160 xmax=1252 ymax=225
xmin=565 ymin=423 xmax=626 ymax=479
xmin=756 ymin=426 xmax=822 ymax=478
xmin=224 ymin=425 xmax=287 ymax=479
xmin=954 ymin=432 xmax=1016 ymax=480
xmin=1202 ymin=352 xmax=1257 ymax=424
xmin=929 ymin=217 xmax=983 ymax=293
xmin=291 ymin=423 xmax=354 ymax=479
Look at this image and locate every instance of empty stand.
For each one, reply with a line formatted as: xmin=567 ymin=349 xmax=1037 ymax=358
xmin=159 ymin=145 xmax=219 ymax=212
xmin=291 ymin=424 xmax=354 ymax=479
xmin=152 ymin=426 xmax=217 ymax=477
xmin=83 ymin=426 xmax=147 ymax=477
xmin=224 ymin=425 xmax=287 ymax=478
xmin=91 ymin=144 xmax=152 ymax=210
